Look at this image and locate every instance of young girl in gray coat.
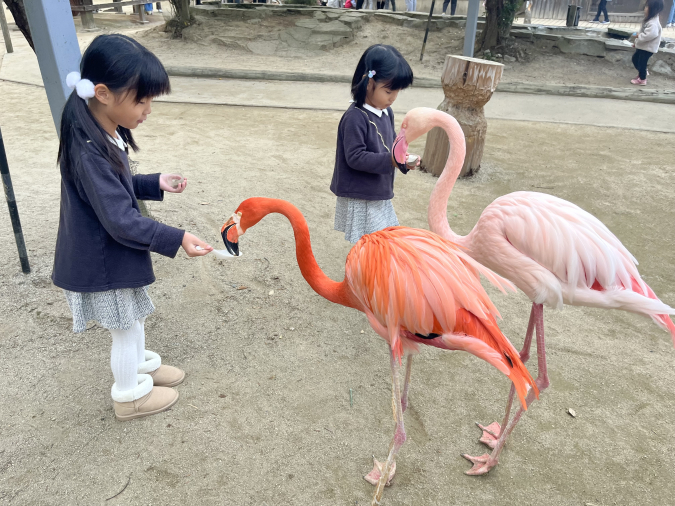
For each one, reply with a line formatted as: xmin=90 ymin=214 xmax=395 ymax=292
xmin=631 ymin=0 xmax=664 ymax=85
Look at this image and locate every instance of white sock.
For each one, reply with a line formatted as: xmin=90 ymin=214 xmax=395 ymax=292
xmin=110 ymin=320 xmax=144 ymax=393
xmin=137 ymin=317 xmax=147 ymax=365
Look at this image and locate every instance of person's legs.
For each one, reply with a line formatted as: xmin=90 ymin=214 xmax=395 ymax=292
xmin=451 ymin=0 xmax=457 ymax=14
xmin=356 ymin=0 xmax=364 ymax=9
xmin=110 ymin=319 xmax=180 ymax=421
xmin=137 ymin=317 xmax=147 ymax=365
xmin=601 ymin=0 xmax=609 ymax=21
xmin=442 ymin=0 xmax=450 ymax=13
xmin=110 ymin=321 xmax=142 ymax=393
xmin=593 ymin=0 xmax=607 ymax=21
xmin=638 ymin=50 xmax=653 ymax=80
xmin=632 ymin=49 xmax=640 ymax=73
xmin=668 ymin=0 xmax=675 ymax=25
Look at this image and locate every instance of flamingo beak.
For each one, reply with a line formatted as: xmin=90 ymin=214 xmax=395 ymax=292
xmin=220 ymin=212 xmax=242 ymax=257
xmin=392 ymin=126 xmax=410 ymax=170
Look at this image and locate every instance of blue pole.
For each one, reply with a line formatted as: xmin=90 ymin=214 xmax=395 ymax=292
xmin=463 ymin=0 xmax=480 ymax=57
xmin=23 ymin=0 xmax=82 ymax=134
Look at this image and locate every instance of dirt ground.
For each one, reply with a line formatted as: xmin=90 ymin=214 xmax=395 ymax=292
xmin=1 ymin=50 xmax=675 ymax=505
xmin=132 ymin=12 xmax=675 ymax=91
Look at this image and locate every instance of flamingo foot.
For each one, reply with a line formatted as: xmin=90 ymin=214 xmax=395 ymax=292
xmin=364 ymin=457 xmax=396 ymax=486
xmin=476 ymin=422 xmax=501 ymax=449
xmin=461 ymin=453 xmax=497 ymax=476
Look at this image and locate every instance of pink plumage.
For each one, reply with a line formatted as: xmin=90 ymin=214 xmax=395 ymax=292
xmin=395 ymin=107 xmax=675 ymax=476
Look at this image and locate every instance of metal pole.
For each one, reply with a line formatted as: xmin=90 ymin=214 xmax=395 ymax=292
xmin=0 ymin=128 xmax=30 ymax=274
xmin=0 ymin=2 xmax=13 ymax=53
xmin=463 ymin=0 xmax=480 ymax=57
xmin=23 ymin=0 xmax=82 ymax=134
xmin=420 ymin=0 xmax=435 ymax=61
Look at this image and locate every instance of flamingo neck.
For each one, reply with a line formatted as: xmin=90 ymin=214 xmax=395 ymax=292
xmin=263 ymin=199 xmax=359 ymax=310
xmin=427 ymin=115 xmax=466 ymax=245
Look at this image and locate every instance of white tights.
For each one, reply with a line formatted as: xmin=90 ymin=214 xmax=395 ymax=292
xmin=109 ymin=318 xmax=147 ymax=392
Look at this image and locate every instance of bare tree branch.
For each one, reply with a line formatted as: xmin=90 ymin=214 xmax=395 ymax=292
xmin=2 ymin=0 xmax=33 ymax=51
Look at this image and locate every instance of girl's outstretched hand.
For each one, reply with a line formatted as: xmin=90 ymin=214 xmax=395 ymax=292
xmin=182 ymin=232 xmax=213 ymax=257
xmin=160 ymin=173 xmax=188 ymax=193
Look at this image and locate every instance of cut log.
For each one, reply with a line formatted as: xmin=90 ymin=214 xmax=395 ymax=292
xmin=421 ymin=55 xmax=503 ymax=177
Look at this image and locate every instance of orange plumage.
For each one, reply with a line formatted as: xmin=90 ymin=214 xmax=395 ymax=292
xmin=346 ymin=226 xmax=537 ymax=409
xmin=223 ymin=198 xmax=538 ymax=500
xmin=227 ymin=198 xmax=537 ymax=411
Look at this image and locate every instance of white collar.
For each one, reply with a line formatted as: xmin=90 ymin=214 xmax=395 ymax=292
xmin=362 ymin=103 xmax=389 ymax=117
xmin=107 ymin=131 xmax=127 ymax=151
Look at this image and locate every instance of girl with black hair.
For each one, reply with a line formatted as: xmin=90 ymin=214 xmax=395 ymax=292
xmin=329 ymin=44 xmax=416 ymax=244
xmin=52 ymin=34 xmax=213 ymax=421
xmin=630 ymin=0 xmax=663 ymax=85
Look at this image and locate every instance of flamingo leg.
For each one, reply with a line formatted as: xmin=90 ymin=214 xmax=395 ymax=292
xmin=365 ymin=347 xmax=407 ymax=505
xmin=476 ymin=303 xmax=537 ymax=448
xmin=401 ymin=355 xmax=413 ymax=413
xmin=463 ymin=303 xmax=550 ymax=475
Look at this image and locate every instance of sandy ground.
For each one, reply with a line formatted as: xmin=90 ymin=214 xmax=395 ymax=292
xmin=134 ymin=12 xmax=675 ymax=91
xmin=1 ymin=62 xmax=675 ymax=505
xmin=1 ymin=6 xmax=675 ymax=506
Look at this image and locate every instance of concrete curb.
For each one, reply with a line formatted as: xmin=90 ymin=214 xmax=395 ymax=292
xmin=164 ymin=66 xmax=675 ymax=105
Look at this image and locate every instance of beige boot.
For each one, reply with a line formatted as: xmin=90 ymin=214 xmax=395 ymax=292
xmin=112 ymin=374 xmax=179 ymax=421
xmin=139 ymin=350 xmax=185 ymax=387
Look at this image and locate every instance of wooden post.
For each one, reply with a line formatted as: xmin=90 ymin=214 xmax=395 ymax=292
xmin=80 ymin=0 xmax=97 ymax=30
xmin=0 ymin=3 xmax=13 ymax=53
xmin=421 ymin=55 xmax=503 ymax=177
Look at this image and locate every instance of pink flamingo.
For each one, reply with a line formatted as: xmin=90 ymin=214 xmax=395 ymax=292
xmin=221 ymin=198 xmax=537 ymax=504
xmin=392 ymin=107 xmax=675 ymax=475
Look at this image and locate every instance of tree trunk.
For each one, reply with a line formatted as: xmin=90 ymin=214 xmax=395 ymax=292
xmin=476 ymin=0 xmax=522 ymax=53
xmin=2 ymin=0 xmax=33 ymax=51
xmin=167 ymin=0 xmax=193 ymax=37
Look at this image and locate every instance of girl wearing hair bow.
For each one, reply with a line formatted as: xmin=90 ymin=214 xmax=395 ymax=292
xmin=329 ymin=44 xmax=417 ymax=244
xmin=53 ymin=34 xmax=213 ymax=421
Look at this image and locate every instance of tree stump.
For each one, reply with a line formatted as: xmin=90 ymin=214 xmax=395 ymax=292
xmin=421 ymin=55 xmax=503 ymax=178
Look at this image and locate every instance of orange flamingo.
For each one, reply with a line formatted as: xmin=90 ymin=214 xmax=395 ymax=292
xmin=221 ymin=198 xmax=538 ymax=505
xmin=392 ymin=107 xmax=675 ymax=475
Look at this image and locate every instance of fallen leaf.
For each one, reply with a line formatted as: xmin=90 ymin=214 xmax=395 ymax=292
xmin=568 ymin=408 xmax=576 ymax=418
xmin=219 ymin=394 xmax=226 ymax=398
xmin=237 ymin=286 xmax=248 ymax=290
xmin=268 ymin=290 xmax=274 ymax=295
xmin=200 ymin=202 xmax=209 ymax=205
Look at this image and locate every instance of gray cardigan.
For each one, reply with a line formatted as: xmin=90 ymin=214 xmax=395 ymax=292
xmin=635 ymin=17 xmax=662 ymax=54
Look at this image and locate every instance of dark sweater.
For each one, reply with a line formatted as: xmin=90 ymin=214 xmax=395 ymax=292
xmin=330 ymin=104 xmax=408 ymax=201
xmin=52 ymin=144 xmax=185 ymax=292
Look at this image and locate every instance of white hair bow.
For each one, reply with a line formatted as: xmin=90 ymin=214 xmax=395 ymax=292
xmin=66 ymin=72 xmax=96 ymax=101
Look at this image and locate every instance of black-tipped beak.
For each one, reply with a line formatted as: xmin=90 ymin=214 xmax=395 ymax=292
xmin=221 ymin=223 xmax=240 ymax=257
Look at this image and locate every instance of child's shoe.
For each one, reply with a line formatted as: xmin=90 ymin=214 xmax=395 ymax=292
xmin=631 ymin=77 xmax=647 ymax=85
xmin=139 ymin=350 xmax=185 ymax=387
xmin=112 ymin=374 xmax=179 ymax=421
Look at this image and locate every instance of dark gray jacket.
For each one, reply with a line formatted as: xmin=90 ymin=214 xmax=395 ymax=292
xmin=52 ymin=145 xmax=184 ymax=292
